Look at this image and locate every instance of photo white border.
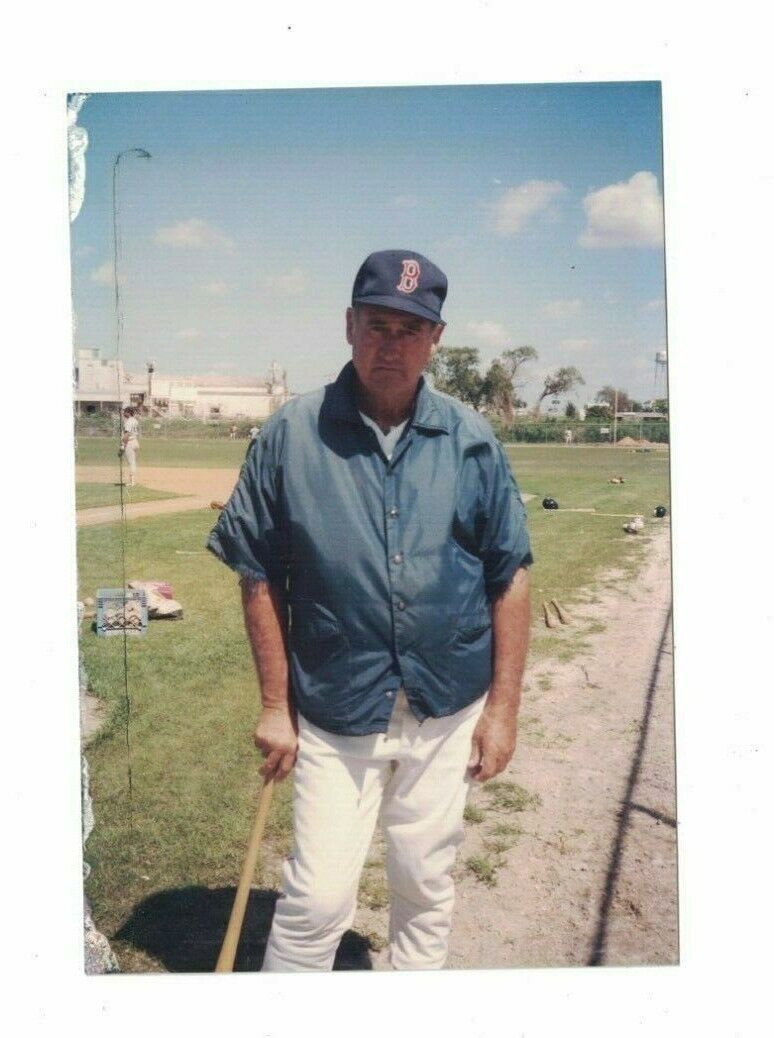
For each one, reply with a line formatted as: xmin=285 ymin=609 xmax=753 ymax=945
xmin=6 ymin=2 xmax=772 ymax=1035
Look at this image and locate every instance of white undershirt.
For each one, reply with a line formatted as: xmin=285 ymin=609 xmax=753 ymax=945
xmin=358 ymin=411 xmax=409 ymax=462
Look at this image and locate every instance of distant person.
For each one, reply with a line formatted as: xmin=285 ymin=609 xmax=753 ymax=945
xmin=564 ymin=429 xmax=573 ymax=446
xmin=121 ymin=407 xmax=140 ymax=488
xmin=230 ymin=424 xmax=238 ymax=440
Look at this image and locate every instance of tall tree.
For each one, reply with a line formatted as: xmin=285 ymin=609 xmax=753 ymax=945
xmin=596 ymin=385 xmax=633 ymax=413
xmin=584 ymin=404 xmax=611 ymax=421
xmin=500 ymin=346 xmax=538 ymax=394
xmin=534 ymin=366 xmax=585 ymax=415
xmin=564 ymin=401 xmax=579 ymax=419
xmin=427 ymin=346 xmax=483 ymax=408
xmin=481 ymin=360 xmax=516 ymax=420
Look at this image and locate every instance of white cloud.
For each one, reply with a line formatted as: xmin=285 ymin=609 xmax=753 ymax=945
xmin=492 ymin=180 xmax=565 ymax=235
xmin=155 ymin=218 xmax=234 ymax=250
xmin=262 ymin=268 xmax=307 ymax=297
xmin=90 ymin=260 xmax=114 ymax=284
xmin=580 ymin=171 xmax=664 ymax=248
xmin=542 ymin=298 xmax=583 ymax=319
xmin=202 ymin=281 xmax=229 ymax=297
xmin=466 ymin=320 xmax=509 ymax=347
xmin=176 ymin=328 xmax=201 ymax=340
xmin=392 ymin=194 xmax=419 ymax=208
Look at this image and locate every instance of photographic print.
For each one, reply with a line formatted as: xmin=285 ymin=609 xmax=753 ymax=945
xmin=70 ymin=83 xmax=675 ymax=973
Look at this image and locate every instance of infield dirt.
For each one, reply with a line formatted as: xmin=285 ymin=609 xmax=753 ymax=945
xmin=75 ymin=466 xmax=240 ymax=526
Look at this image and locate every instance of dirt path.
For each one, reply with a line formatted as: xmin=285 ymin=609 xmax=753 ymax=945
xmin=75 ymin=466 xmax=239 ymax=527
xmin=359 ymin=524 xmax=677 ymax=968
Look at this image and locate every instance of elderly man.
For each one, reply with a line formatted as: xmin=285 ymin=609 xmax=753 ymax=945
xmin=207 ymin=250 xmax=533 ymax=971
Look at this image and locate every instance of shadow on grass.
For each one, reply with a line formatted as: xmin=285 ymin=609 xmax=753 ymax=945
xmin=115 ymin=886 xmax=374 ymax=972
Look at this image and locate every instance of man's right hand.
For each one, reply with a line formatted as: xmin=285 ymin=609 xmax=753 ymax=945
xmin=253 ymin=705 xmax=298 ymax=782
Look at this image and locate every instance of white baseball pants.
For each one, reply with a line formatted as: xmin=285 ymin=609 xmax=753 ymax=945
xmin=124 ymin=441 xmax=138 ymax=486
xmin=261 ymin=691 xmax=485 ymax=972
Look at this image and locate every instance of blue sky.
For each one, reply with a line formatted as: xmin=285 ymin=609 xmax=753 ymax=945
xmin=69 ymin=83 xmax=667 ymax=405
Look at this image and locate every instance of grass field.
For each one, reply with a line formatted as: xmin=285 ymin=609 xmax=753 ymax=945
xmin=506 ymin=446 xmax=671 ymax=662
xmin=76 ymin=483 xmax=182 ymax=510
xmin=76 ymin=437 xmax=248 ymax=469
xmin=78 ymin=445 xmax=670 ymax=970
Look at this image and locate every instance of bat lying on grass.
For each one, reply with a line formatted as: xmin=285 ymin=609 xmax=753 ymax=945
xmin=542 ymin=599 xmax=572 ymax=628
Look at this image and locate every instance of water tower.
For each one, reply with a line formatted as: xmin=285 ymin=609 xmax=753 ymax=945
xmin=653 ymin=350 xmax=667 ymax=398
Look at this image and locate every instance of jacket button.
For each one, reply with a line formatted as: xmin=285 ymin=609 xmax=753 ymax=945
xmin=388 ymin=507 xmax=399 ymax=518
xmin=391 ymin=553 xmax=404 ymax=564
xmin=396 ymin=599 xmax=406 ymax=611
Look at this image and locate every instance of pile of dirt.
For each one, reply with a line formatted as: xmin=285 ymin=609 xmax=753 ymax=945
xmin=616 ymin=436 xmax=652 ymax=447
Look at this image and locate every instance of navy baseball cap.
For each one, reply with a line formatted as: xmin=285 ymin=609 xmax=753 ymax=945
xmin=352 ymin=250 xmax=447 ymax=325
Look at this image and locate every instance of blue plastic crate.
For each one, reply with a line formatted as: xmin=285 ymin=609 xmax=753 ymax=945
xmin=95 ymin=588 xmax=148 ymax=637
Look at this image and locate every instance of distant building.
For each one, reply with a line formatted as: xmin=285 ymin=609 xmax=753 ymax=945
xmin=73 ymin=348 xmax=126 ymax=414
xmin=74 ymin=349 xmax=292 ymax=419
xmin=614 ymin=411 xmax=667 ymax=421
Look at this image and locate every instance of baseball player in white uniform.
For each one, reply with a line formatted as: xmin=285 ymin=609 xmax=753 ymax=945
xmin=121 ymin=407 xmax=140 ymax=488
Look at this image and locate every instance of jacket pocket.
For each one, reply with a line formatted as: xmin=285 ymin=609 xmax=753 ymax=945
xmin=289 ymin=599 xmax=350 ymax=687
xmin=455 ymin=609 xmax=492 ymax=644
xmin=448 ymin=608 xmax=493 ymax=696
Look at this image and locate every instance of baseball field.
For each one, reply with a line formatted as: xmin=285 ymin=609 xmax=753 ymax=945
xmin=76 ymin=439 xmax=675 ymax=971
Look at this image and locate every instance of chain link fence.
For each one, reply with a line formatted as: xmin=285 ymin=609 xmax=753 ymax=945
xmin=492 ymin=419 xmax=669 ymax=445
xmin=74 ymin=411 xmax=669 ymax=446
xmin=73 ymin=413 xmax=263 ymax=441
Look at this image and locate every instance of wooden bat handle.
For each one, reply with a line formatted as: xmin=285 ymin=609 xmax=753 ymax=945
xmin=215 ymin=778 xmax=276 ymax=972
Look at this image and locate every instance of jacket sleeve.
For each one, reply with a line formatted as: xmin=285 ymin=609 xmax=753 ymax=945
xmin=206 ymin=432 xmax=289 ymax=586
xmin=479 ymin=441 xmax=533 ymax=598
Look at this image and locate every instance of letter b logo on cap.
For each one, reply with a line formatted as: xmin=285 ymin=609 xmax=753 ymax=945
xmin=397 ymin=258 xmax=421 ymax=294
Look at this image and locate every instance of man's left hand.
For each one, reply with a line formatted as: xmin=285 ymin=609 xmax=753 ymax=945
xmin=467 ymin=702 xmax=518 ymax=782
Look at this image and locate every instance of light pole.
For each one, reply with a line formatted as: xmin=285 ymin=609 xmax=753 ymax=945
xmin=146 ymin=358 xmax=155 ymax=415
xmin=613 ymin=388 xmax=619 ymax=446
xmin=112 ymin=147 xmax=151 ymax=405
xmin=112 ymin=147 xmax=151 ymax=806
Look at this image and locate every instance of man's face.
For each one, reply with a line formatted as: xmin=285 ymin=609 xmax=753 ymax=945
xmin=346 ymin=304 xmax=444 ymax=399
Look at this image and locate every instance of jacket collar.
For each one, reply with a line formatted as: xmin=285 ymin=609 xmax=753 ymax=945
xmin=324 ymin=361 xmax=450 ymax=434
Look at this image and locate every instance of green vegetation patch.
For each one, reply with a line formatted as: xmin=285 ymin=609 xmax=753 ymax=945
xmin=506 ymin=445 xmax=670 ymax=662
xmin=358 ymin=870 xmax=390 ymax=911
xmin=463 ymin=803 xmax=486 ymax=824
xmin=483 ymin=780 xmax=542 ymax=813
xmin=464 ymin=853 xmax=503 ymax=888
xmin=78 ymin=508 xmax=291 ymax=971
xmin=76 ymin=483 xmax=182 ymax=510
xmin=488 ymin=822 xmax=524 ymax=839
xmin=76 ymin=437 xmax=248 ymax=469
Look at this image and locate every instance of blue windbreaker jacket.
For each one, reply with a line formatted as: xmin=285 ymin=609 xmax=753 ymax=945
xmin=207 ymin=361 xmax=533 ymax=735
